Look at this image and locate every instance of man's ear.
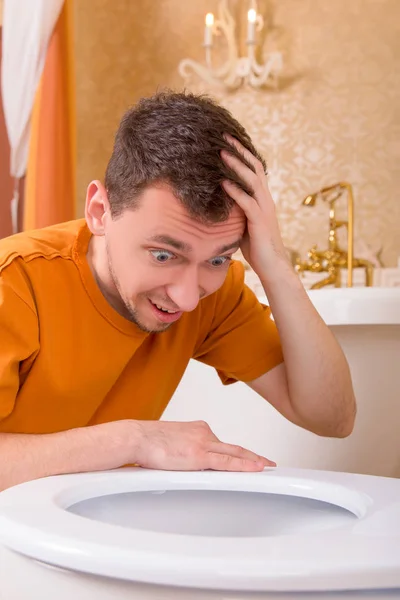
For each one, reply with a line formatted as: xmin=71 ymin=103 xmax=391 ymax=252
xmin=85 ymin=180 xmax=110 ymax=235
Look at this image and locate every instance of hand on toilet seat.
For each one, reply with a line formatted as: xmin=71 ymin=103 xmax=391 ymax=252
xmin=131 ymin=419 xmax=275 ymax=471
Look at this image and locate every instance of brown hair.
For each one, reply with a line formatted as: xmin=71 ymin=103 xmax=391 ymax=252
xmin=104 ymin=90 xmax=267 ymax=222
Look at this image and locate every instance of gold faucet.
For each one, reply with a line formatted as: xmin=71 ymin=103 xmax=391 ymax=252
xmin=295 ymin=182 xmax=374 ymax=289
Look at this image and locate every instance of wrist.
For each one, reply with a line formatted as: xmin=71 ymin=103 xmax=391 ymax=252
xmin=256 ymin=251 xmax=295 ymax=286
xmin=107 ymin=419 xmax=144 ymax=466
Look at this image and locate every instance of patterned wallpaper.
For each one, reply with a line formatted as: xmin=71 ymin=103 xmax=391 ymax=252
xmin=74 ymin=0 xmax=400 ymax=266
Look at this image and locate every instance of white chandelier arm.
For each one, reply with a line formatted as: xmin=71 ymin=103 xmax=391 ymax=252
xmin=178 ymin=0 xmax=283 ymax=90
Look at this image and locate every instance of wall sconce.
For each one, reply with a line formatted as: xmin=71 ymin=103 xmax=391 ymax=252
xmin=178 ymin=0 xmax=283 ymax=91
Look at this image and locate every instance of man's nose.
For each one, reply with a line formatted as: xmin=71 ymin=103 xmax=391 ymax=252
xmin=167 ymin=268 xmax=202 ymax=313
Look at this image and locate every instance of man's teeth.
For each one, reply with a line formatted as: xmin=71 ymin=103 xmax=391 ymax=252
xmin=155 ymin=304 xmax=177 ymax=314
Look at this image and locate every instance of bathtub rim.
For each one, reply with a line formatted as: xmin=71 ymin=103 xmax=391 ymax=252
xmin=257 ymin=287 xmax=400 ymax=326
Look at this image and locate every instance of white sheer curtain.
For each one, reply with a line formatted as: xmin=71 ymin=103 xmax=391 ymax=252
xmin=1 ymin=0 xmax=64 ymax=231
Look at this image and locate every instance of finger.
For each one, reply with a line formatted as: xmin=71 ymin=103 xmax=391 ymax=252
xmin=221 ymin=149 xmax=259 ymax=195
xmin=205 ymin=452 xmax=267 ymax=472
xmin=221 ymin=179 xmax=256 ymax=216
xmin=209 ymin=441 xmax=276 ymax=467
xmin=224 ymin=133 xmax=266 ymax=177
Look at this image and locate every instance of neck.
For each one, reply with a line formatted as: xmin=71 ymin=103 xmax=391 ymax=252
xmin=86 ymin=235 xmax=129 ymax=318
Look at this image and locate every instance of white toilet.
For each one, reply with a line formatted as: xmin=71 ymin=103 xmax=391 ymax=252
xmin=0 ymin=467 xmax=399 ymax=599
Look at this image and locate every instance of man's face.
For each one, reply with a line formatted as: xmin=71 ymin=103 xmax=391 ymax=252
xmin=98 ymin=185 xmax=246 ymax=333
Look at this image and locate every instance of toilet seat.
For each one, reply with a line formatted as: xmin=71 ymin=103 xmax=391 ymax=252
xmin=0 ymin=467 xmax=399 ymax=594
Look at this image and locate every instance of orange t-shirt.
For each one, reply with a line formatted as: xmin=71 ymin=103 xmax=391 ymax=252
xmin=0 ymin=219 xmax=283 ymax=434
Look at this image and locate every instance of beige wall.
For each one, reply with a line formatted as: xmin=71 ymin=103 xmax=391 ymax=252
xmin=75 ymin=0 xmax=400 ymax=266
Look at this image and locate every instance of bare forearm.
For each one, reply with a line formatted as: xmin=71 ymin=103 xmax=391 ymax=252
xmin=0 ymin=419 xmax=275 ymax=489
xmin=0 ymin=420 xmax=137 ymax=491
xmin=261 ymin=259 xmax=356 ymax=436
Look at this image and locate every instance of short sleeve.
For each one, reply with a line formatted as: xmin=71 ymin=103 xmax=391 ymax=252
xmin=193 ymin=261 xmax=284 ymax=384
xmin=0 ymin=261 xmax=39 ymax=422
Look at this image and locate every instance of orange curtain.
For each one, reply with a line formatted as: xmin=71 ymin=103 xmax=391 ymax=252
xmin=24 ymin=0 xmax=76 ymax=231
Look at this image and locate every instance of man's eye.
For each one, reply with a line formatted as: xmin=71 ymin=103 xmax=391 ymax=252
xmin=150 ymin=250 xmax=175 ymax=263
xmin=209 ymin=256 xmax=231 ymax=267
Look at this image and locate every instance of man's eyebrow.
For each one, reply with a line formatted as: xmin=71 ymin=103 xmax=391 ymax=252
xmin=146 ymin=235 xmax=192 ymax=253
xmin=146 ymin=235 xmax=241 ymax=256
xmin=214 ymin=240 xmax=242 ymax=255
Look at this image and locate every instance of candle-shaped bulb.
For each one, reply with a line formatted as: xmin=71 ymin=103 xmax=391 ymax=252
xmin=205 ymin=13 xmax=214 ymax=27
xmin=204 ymin=13 xmax=214 ymax=46
xmin=248 ymin=8 xmax=257 ymax=23
xmin=247 ymin=8 xmax=257 ymax=43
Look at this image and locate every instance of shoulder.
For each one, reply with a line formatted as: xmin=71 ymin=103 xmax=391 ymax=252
xmin=219 ymin=259 xmax=246 ymax=293
xmin=202 ymin=260 xmax=246 ymax=308
xmin=0 ymin=219 xmax=85 ymax=275
xmin=198 ymin=259 xmax=261 ymax=329
xmin=0 ymin=219 xmax=86 ymax=311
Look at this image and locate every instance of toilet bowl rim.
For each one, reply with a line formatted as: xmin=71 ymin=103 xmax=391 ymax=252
xmin=0 ymin=467 xmax=399 ymax=593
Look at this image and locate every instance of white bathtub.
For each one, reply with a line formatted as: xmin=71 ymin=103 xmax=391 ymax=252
xmin=163 ymin=288 xmax=400 ymax=478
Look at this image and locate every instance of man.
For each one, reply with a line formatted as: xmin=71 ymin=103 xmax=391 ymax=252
xmin=0 ymin=91 xmax=356 ymax=491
